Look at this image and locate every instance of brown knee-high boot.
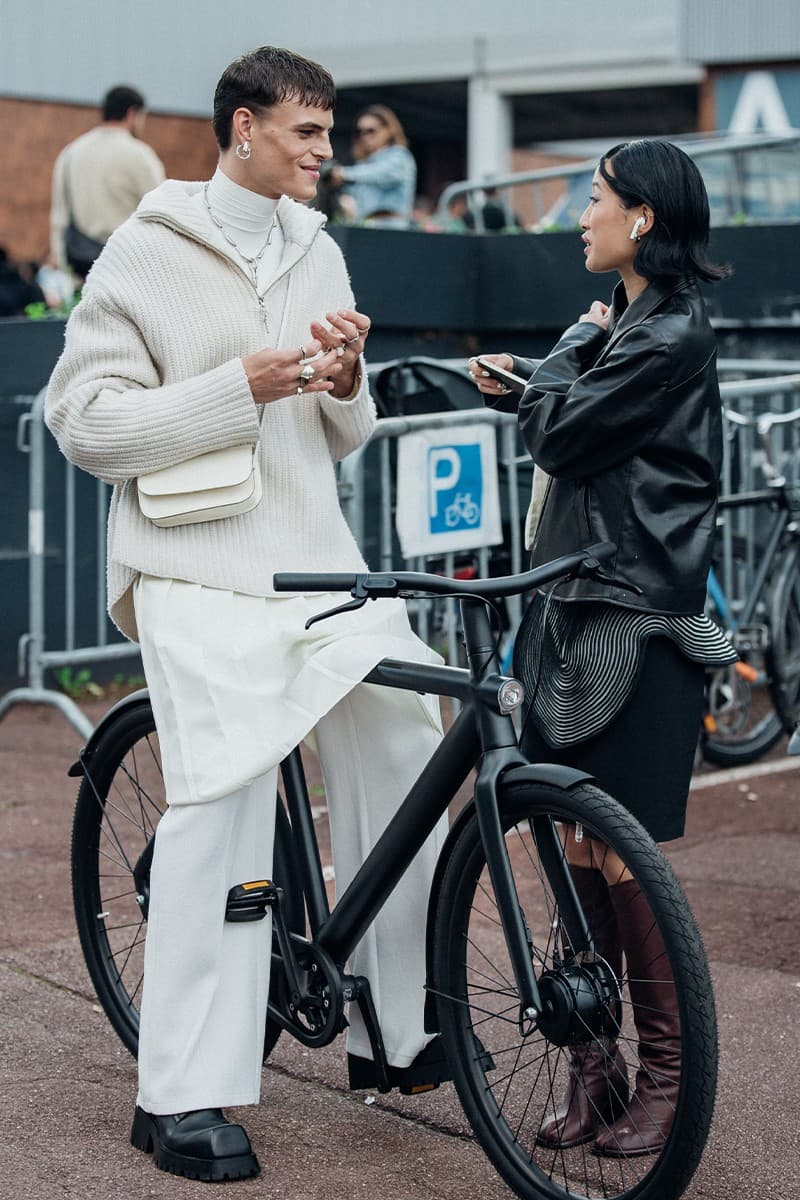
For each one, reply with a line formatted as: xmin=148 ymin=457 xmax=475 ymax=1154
xmin=537 ymin=866 xmax=629 ymax=1149
xmin=593 ymin=879 xmax=682 ymax=1157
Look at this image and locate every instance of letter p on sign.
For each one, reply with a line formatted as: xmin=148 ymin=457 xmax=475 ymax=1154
xmin=428 ymin=446 xmax=462 ymax=520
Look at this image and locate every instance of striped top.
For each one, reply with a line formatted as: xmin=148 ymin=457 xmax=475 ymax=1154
xmin=513 ymin=594 xmax=738 ymax=748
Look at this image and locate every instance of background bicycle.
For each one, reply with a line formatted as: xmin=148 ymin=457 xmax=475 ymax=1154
xmin=700 ymin=403 xmax=800 ymax=765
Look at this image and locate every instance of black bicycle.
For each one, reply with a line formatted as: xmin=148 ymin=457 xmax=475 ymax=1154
xmin=70 ymin=542 xmax=717 ymax=1200
xmin=701 ymin=405 xmax=800 ymax=765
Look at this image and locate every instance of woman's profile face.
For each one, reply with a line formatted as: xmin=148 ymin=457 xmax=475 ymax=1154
xmin=579 ymin=166 xmax=642 ymax=276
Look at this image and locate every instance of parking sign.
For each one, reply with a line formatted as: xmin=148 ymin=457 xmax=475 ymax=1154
xmin=428 ymin=443 xmax=483 ymax=534
xmin=395 ymin=425 xmax=502 ymax=557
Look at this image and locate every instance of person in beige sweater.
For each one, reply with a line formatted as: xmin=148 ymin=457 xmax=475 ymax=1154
xmin=50 ymin=84 xmax=165 ymax=275
xmin=46 ymin=46 xmax=448 ymax=1183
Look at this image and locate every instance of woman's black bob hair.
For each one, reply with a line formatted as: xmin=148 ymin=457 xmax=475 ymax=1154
xmin=599 ymin=139 xmax=730 ymax=283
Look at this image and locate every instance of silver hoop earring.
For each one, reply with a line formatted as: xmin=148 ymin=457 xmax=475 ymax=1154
xmin=235 ymin=142 xmax=251 ymax=161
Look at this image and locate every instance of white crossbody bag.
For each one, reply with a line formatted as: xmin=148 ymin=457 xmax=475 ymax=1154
xmin=137 ymin=442 xmax=262 ymax=528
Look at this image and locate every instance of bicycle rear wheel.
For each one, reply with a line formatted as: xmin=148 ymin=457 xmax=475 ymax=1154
xmin=701 ymin=663 xmax=784 ymax=765
xmin=71 ymin=699 xmax=303 ymax=1058
xmin=769 ymin=543 xmax=800 ymax=732
xmin=701 ymin=571 xmax=783 ymax=766
xmin=432 ymin=779 xmax=717 ymax=1200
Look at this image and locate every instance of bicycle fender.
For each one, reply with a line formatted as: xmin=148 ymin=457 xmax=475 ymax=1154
xmin=501 ymin=763 xmax=596 ymax=791
xmin=67 ymin=688 xmax=151 ymax=776
xmin=422 ymin=760 xmax=596 ymax=1030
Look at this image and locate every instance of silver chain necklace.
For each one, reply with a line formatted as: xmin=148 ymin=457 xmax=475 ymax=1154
xmin=203 ymin=182 xmax=278 ymax=329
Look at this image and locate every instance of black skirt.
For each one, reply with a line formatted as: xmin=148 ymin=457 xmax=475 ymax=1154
xmin=518 ymin=634 xmax=705 ymax=843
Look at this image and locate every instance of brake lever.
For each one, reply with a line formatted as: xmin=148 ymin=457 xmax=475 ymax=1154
xmin=304 ymin=580 xmax=370 ymax=629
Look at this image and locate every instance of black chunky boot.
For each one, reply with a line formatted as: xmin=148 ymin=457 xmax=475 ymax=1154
xmin=131 ymin=1106 xmax=260 ymax=1182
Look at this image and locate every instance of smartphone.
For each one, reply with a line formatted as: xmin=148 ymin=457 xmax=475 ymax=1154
xmin=474 ymin=357 xmax=528 ymax=394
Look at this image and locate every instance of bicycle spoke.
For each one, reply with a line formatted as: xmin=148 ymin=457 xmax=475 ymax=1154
xmin=434 ymin=780 xmax=716 ymax=1200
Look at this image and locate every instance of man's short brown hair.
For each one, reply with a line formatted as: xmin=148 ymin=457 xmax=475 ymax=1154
xmin=212 ymin=45 xmax=335 ymax=149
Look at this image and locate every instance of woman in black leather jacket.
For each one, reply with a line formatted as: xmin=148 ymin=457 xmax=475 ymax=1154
xmin=470 ymin=140 xmax=735 ymax=1159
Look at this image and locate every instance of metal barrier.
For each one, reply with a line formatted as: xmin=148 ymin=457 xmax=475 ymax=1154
xmin=717 ymin=373 xmax=800 ymax=621
xmin=0 ymin=389 xmax=140 ymax=738
xmin=2 ymin=365 xmax=799 ymax=737
xmin=435 ymin=131 xmax=800 ymax=231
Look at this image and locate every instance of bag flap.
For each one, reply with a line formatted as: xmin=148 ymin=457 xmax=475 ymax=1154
xmin=138 ymin=444 xmax=256 ymax=498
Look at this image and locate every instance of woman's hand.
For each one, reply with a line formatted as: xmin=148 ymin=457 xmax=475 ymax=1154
xmin=579 ymin=301 xmax=611 ymax=329
xmin=242 ymin=341 xmax=342 ymax=405
xmin=309 ymin=308 xmax=371 ymax=398
xmin=468 ymin=352 xmax=515 ymax=398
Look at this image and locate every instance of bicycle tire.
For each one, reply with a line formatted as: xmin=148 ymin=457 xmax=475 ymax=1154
xmin=71 ymin=699 xmax=304 ymax=1059
xmin=431 ymin=779 xmax=717 ymax=1200
xmin=769 ymin=542 xmax=800 ymax=733
xmin=700 ymin=609 xmax=784 ymax=769
xmin=700 ymin=700 xmax=783 ymax=766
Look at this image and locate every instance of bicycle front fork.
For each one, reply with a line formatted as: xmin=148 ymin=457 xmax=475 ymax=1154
xmin=474 ymin=750 xmax=600 ymax=1035
xmin=473 ymin=749 xmax=544 ymax=1033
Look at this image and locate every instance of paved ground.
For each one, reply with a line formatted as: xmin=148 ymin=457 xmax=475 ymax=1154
xmin=1 ymin=697 xmax=799 ymax=1200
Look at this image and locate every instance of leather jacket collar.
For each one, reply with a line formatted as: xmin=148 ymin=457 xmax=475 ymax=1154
xmin=607 ymin=276 xmax=694 ymax=349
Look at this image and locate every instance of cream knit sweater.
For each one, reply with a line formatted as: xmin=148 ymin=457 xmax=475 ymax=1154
xmin=45 ymin=180 xmax=376 ymax=641
xmin=50 ymin=125 xmax=166 ymax=269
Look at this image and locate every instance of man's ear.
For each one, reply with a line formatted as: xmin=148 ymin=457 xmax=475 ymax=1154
xmin=231 ymin=107 xmax=256 ymax=144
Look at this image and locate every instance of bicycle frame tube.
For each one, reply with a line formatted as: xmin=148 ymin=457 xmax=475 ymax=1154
xmin=280 ymin=748 xmax=330 ymax=937
xmin=727 ymin=504 xmax=786 ymax=625
xmin=316 ymin=696 xmax=481 ymax=963
xmin=316 ymin=597 xmax=544 ymax=1019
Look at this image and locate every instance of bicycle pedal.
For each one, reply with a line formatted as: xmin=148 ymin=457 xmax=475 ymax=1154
xmin=225 ymin=880 xmax=278 ymax=922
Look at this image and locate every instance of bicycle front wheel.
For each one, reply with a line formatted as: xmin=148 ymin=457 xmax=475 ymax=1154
xmin=431 ymin=779 xmax=717 ymax=1200
xmin=71 ymin=699 xmax=303 ymax=1059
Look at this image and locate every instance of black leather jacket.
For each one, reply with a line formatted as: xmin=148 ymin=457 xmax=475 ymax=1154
xmin=512 ymin=277 xmax=722 ymax=615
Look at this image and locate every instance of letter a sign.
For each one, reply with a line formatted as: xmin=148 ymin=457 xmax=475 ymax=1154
xmin=395 ymin=424 xmax=502 ymax=557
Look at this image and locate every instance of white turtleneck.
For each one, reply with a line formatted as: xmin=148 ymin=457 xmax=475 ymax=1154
xmin=198 ymin=167 xmax=286 ymax=293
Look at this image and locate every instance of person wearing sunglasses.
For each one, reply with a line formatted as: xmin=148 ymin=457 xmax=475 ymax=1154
xmin=329 ymin=105 xmax=416 ymax=227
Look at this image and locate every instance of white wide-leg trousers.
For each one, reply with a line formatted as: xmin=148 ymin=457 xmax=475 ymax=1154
xmin=133 ymin=577 xmax=447 ymax=1115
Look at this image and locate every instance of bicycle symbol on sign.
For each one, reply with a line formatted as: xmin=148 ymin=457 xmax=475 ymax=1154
xmin=444 ymin=492 xmax=480 ymax=528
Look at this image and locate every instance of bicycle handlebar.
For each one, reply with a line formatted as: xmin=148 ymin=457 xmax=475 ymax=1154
xmin=723 ymin=403 xmax=800 ymax=485
xmin=723 ymin=405 xmax=800 ymax=432
xmin=274 ymin=541 xmax=618 ymax=600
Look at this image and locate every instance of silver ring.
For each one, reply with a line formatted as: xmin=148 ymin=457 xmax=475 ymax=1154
xmin=336 ymin=345 xmax=345 ymax=357
xmin=346 ymin=333 xmax=360 ymax=344
xmin=298 ymin=345 xmax=306 ymax=361
xmin=300 ymin=364 xmax=316 ymax=383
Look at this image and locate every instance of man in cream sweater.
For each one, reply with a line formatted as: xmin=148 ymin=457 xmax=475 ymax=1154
xmin=50 ymin=85 xmax=165 ymax=276
xmin=46 ymin=46 xmax=449 ymax=1183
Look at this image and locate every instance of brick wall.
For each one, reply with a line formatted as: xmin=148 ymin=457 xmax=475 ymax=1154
xmin=0 ymin=97 xmax=219 ymax=265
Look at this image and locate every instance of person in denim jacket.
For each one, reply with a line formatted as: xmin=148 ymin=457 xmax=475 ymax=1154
xmin=330 ymin=105 xmax=416 ymax=226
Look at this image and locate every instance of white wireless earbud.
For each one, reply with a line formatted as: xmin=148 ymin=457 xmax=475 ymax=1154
xmin=629 ymin=216 xmax=646 ymax=242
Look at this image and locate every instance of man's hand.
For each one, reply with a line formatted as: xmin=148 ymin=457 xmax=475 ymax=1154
xmin=309 ymin=309 xmax=371 ymax=399
xmin=242 ymin=341 xmax=342 ymax=405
